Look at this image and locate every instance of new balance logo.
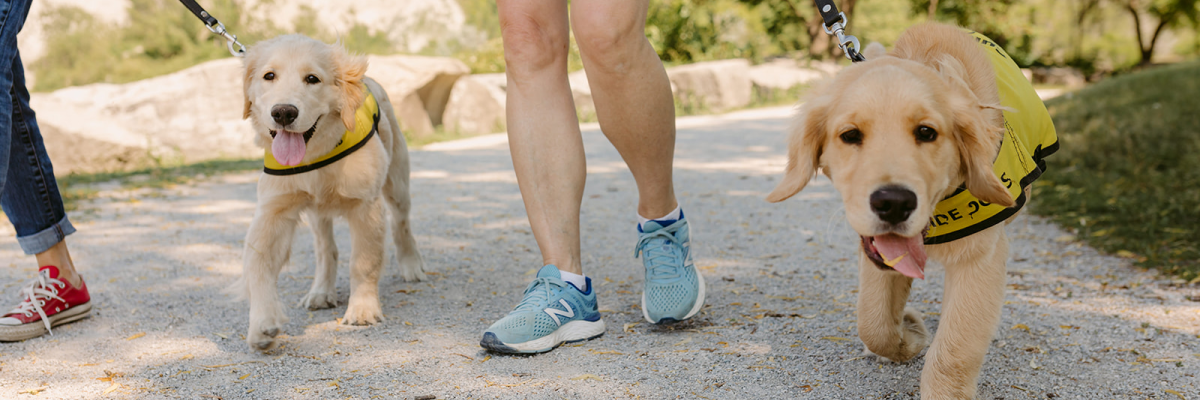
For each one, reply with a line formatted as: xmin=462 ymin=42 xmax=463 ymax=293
xmin=544 ymin=299 xmax=575 ymax=326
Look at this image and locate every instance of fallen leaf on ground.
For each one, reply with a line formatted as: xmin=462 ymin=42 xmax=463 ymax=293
xmin=821 ymin=337 xmax=850 ymax=342
xmin=102 ymin=382 xmax=120 ymax=394
xmin=570 ymin=374 xmax=602 ymax=381
xmin=1012 ymin=324 xmax=1030 ymax=332
xmin=125 ymin=332 xmax=146 ymax=340
xmin=589 ymin=349 xmax=623 ymax=355
xmin=623 ymin=322 xmax=639 ymax=333
xmin=238 ymin=374 xmax=251 ymax=380
xmin=19 ymin=387 xmax=48 ymax=395
xmin=1164 ymin=389 xmax=1185 ymax=399
xmin=674 ymin=338 xmax=692 ymax=346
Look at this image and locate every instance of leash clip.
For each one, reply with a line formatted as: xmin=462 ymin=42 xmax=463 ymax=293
xmin=822 ymin=12 xmax=864 ymax=63
xmin=204 ymin=17 xmax=246 ymax=58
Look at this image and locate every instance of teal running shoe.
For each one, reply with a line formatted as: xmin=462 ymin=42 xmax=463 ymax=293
xmin=480 ymin=265 xmax=605 ymax=354
xmin=636 ymin=214 xmax=705 ymax=324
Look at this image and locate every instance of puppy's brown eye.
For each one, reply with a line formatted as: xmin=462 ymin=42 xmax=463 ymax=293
xmin=840 ymin=129 xmax=863 ymax=145
xmin=915 ymin=125 xmax=938 ymax=142
xmin=263 ymin=72 xmax=275 ymax=81
xmin=305 ymin=75 xmax=321 ymax=84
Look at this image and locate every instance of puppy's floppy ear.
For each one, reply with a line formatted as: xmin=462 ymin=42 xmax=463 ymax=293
xmin=936 ymin=55 xmax=1015 ymax=208
xmin=333 ymin=43 xmax=370 ymax=131
xmin=242 ymin=47 xmax=259 ymax=120
xmin=767 ymin=94 xmax=832 ymax=203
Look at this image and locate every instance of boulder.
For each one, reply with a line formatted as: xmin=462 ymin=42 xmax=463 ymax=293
xmin=367 ymin=55 xmax=471 ymax=138
xmin=747 ymin=59 xmax=829 ymax=91
xmin=666 ymin=59 xmax=752 ymax=113
xmin=31 ymin=54 xmax=471 ymax=174
xmin=30 ymin=58 xmax=255 ymax=174
xmin=442 ymin=74 xmax=507 ymax=136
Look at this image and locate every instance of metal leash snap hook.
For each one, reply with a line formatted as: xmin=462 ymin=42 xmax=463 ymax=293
xmin=205 ymin=21 xmax=246 ymax=57
xmin=839 ymin=34 xmax=861 ymax=61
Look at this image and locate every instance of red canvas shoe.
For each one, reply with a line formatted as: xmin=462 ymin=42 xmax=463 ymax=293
xmin=0 ymin=265 xmax=92 ymax=342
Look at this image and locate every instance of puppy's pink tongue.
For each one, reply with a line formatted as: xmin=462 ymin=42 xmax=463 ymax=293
xmin=271 ymin=131 xmax=307 ymax=166
xmin=873 ymin=234 xmax=928 ymax=280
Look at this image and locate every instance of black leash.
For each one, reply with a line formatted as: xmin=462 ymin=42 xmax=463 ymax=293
xmin=814 ymin=0 xmax=865 ymax=63
xmin=178 ymin=0 xmax=246 ymax=57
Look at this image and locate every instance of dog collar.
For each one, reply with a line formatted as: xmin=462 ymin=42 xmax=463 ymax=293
xmin=263 ymin=89 xmax=380 ymax=176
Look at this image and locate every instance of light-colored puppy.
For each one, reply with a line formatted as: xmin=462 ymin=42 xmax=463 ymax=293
xmin=768 ymin=23 xmax=1056 ymax=399
xmin=240 ymin=35 xmax=425 ymax=351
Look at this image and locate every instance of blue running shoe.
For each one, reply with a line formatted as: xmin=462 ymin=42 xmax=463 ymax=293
xmin=480 ymin=265 xmax=605 ymax=354
xmin=636 ymin=215 xmax=705 ymax=324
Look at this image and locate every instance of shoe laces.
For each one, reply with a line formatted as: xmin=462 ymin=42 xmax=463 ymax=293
xmin=512 ymin=277 xmax=567 ymax=314
xmin=7 ymin=269 xmax=67 ymax=335
xmin=636 ymin=229 xmax=684 ymax=281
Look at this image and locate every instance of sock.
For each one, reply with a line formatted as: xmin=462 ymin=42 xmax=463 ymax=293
xmin=558 ymin=269 xmax=588 ymax=292
xmin=638 ymin=206 xmax=683 ymax=230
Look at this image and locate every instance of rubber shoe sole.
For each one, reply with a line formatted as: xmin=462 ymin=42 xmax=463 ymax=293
xmin=642 ymin=273 xmax=706 ymax=324
xmin=480 ymin=319 xmax=606 ymax=354
xmin=0 ymin=301 xmax=93 ymax=342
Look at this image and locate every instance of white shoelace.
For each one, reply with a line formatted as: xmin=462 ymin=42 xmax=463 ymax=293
xmin=6 ymin=270 xmax=67 ymax=334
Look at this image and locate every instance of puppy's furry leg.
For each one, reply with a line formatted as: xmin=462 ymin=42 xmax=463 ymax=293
xmin=342 ymin=196 xmax=387 ymax=325
xmin=385 ymin=174 xmax=425 ymax=282
xmin=921 ymin=227 xmax=1009 ymax=400
xmin=857 ymin=255 xmax=930 ymax=363
xmin=300 ymin=210 xmax=338 ymax=309
xmin=244 ymin=202 xmax=301 ymax=351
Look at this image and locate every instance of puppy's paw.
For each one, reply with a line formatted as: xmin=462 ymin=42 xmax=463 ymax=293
xmin=342 ymin=298 xmax=384 ymax=326
xmin=299 ymin=290 xmax=338 ymax=310
xmin=898 ymin=308 xmax=930 ymax=359
xmin=246 ymin=313 xmax=287 ymax=351
xmin=397 ymin=255 xmax=426 ymax=282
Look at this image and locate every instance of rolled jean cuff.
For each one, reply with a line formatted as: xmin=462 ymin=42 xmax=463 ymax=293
xmin=16 ymin=215 xmax=74 ymax=255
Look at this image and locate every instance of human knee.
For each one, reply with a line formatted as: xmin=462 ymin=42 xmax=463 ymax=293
xmin=500 ymin=12 xmax=568 ymax=79
xmin=573 ymin=18 xmax=646 ymax=73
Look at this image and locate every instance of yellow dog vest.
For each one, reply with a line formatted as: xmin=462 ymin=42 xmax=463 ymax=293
xmin=263 ymin=89 xmax=380 ymax=176
xmin=923 ymin=31 xmax=1059 ymax=244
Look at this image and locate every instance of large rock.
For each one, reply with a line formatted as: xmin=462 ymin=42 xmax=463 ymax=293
xmin=666 ymin=59 xmax=752 ymax=113
xmin=442 ymin=74 xmax=507 ymax=136
xmin=31 ymin=54 xmax=471 ymax=174
xmin=747 ymin=59 xmax=829 ymax=91
xmin=367 ymin=55 xmax=471 ymax=138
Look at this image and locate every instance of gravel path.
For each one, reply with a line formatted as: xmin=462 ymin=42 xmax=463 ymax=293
xmin=1 ymin=107 xmax=1197 ymax=399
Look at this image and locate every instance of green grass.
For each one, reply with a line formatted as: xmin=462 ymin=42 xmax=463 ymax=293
xmin=1031 ymin=61 xmax=1200 ymax=282
xmin=57 ymin=158 xmax=262 ymax=211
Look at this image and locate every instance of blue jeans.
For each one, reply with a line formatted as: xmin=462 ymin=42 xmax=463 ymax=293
xmin=0 ymin=0 xmax=74 ymax=255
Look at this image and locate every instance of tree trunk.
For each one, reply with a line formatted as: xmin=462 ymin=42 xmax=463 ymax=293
xmin=1125 ymin=1 xmax=1153 ymax=65
xmin=928 ymin=0 xmax=940 ymax=19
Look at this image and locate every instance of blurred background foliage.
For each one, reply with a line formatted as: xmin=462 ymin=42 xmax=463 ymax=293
xmin=29 ymin=0 xmax=1200 ymax=91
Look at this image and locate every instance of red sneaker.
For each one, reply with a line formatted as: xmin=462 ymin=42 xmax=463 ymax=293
xmin=0 ymin=266 xmax=92 ymax=342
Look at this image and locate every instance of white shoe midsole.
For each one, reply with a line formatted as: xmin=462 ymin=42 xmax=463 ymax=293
xmin=504 ymin=319 xmax=606 ymax=352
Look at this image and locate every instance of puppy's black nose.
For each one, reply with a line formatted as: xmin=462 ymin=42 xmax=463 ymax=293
xmin=870 ymin=186 xmax=918 ymax=225
xmin=271 ymin=104 xmax=299 ymax=127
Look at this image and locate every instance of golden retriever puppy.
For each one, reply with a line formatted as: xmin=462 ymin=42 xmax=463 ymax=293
xmin=240 ymin=35 xmax=425 ymax=350
xmin=767 ymin=23 xmax=1057 ymax=398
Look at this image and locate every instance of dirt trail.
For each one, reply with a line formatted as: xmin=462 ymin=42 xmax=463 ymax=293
xmin=1 ymin=107 xmax=1197 ymax=399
